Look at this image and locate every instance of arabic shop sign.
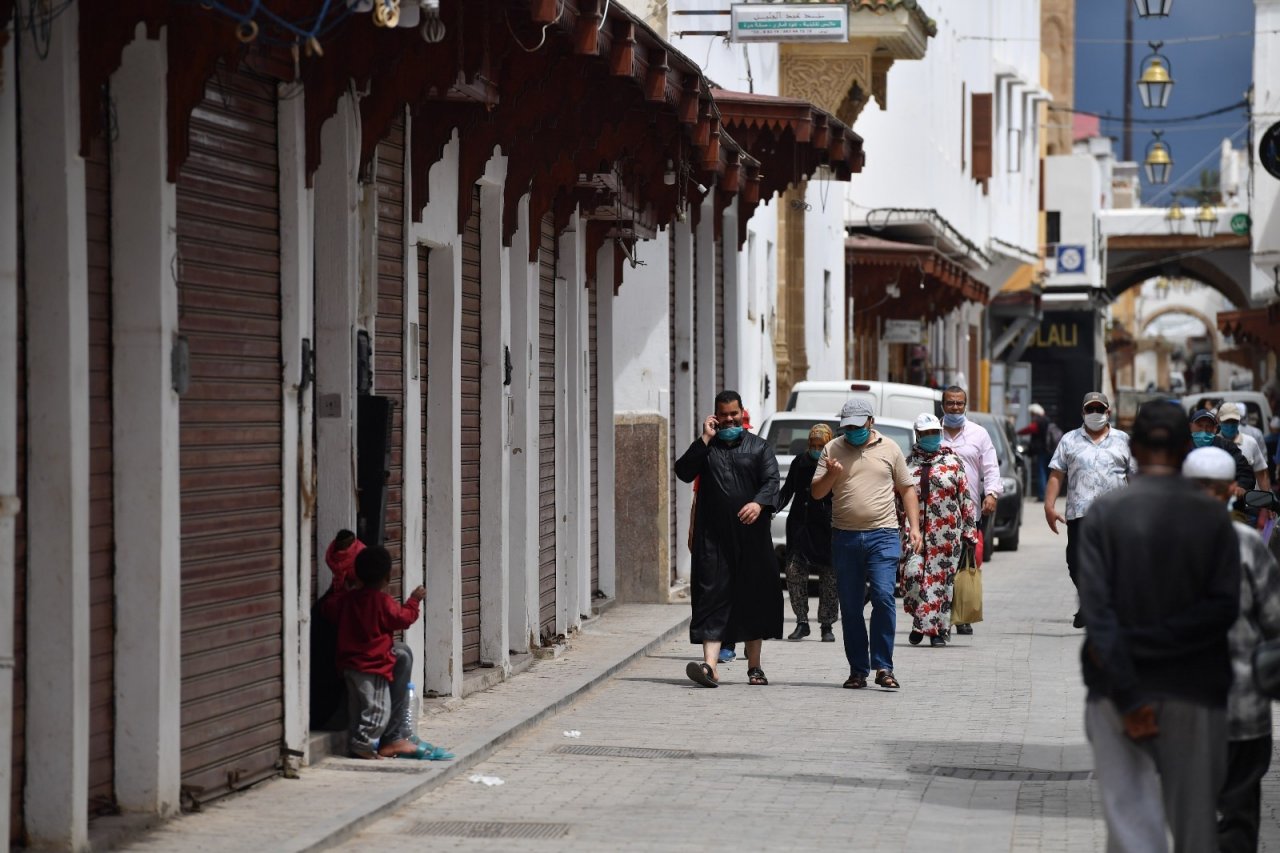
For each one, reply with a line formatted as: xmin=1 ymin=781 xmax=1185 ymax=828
xmin=730 ymin=3 xmax=850 ymax=43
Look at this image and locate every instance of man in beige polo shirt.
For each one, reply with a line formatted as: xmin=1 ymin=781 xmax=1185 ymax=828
xmin=812 ymin=398 xmax=921 ymax=690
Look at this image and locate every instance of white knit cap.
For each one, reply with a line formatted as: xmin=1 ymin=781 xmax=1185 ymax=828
xmin=1181 ymin=446 xmax=1236 ymax=481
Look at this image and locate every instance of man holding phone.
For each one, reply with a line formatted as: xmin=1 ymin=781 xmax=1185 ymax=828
xmin=675 ymin=390 xmax=781 ymax=688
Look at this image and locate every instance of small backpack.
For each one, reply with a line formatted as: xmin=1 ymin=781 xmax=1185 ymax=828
xmin=1046 ymin=422 xmax=1064 ymax=454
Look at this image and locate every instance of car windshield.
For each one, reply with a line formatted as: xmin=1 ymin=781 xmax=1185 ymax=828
xmin=967 ymin=414 xmax=1007 ymax=466
xmin=763 ymin=420 xmax=914 ymax=458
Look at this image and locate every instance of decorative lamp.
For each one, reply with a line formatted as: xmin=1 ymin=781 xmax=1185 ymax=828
xmin=1144 ymin=132 xmax=1173 ymax=184
xmin=1133 ymin=0 xmax=1173 ymax=18
xmin=1165 ymin=202 xmax=1185 ymax=234
xmin=1137 ymin=43 xmax=1175 ymax=109
xmin=1194 ymin=203 xmax=1217 ymax=239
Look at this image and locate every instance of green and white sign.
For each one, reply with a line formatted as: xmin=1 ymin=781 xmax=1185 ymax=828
xmin=1231 ymin=213 xmax=1251 ymax=236
xmin=730 ymin=3 xmax=850 ymax=43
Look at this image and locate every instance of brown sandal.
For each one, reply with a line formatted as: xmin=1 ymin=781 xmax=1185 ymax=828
xmin=875 ymin=670 xmax=900 ymax=689
xmin=842 ymin=673 xmax=867 ymax=689
xmin=686 ymin=661 xmax=719 ymax=688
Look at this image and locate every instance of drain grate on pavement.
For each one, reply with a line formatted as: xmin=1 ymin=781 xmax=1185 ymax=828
xmin=554 ymin=744 xmax=693 ymax=759
xmin=915 ymin=765 xmax=1093 ymax=782
xmin=406 ymin=821 xmax=571 ymax=840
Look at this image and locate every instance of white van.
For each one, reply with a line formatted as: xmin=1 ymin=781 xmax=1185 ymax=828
xmin=1181 ymin=391 xmax=1273 ymax=429
xmin=786 ymin=380 xmax=943 ymax=421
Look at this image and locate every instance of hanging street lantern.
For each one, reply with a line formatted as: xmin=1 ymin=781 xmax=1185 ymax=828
xmin=1194 ymin=203 xmax=1217 ymax=239
xmin=1144 ymin=131 xmax=1173 ymax=184
xmin=1137 ymin=42 xmax=1175 ymax=109
xmin=1165 ymin=201 xmax=1185 ymax=234
xmin=1133 ymin=0 xmax=1173 ymax=18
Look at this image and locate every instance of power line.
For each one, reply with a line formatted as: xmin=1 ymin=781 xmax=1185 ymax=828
xmin=958 ymin=30 xmax=1263 ymax=46
xmin=1048 ymin=100 xmax=1250 ymax=126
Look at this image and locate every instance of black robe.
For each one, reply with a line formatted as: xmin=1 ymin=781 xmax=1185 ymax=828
xmin=777 ymin=453 xmax=832 ymax=567
xmin=676 ymin=432 xmax=783 ymax=643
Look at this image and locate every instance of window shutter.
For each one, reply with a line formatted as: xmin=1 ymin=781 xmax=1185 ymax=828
xmin=971 ymin=92 xmax=993 ymax=187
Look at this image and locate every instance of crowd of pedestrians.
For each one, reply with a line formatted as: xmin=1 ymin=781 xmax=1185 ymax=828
xmin=677 ymin=386 xmax=1280 ymax=852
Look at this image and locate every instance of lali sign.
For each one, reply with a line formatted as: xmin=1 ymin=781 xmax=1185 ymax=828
xmin=729 ymin=3 xmax=850 ymax=43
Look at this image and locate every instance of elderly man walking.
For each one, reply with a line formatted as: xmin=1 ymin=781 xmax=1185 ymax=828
xmin=1044 ymin=391 xmax=1136 ymax=628
xmin=1080 ymin=403 xmax=1240 ymax=852
xmin=811 ymin=399 xmax=921 ymax=690
xmin=939 ymin=385 xmax=1002 ymax=635
xmin=676 ymin=390 xmax=781 ymax=688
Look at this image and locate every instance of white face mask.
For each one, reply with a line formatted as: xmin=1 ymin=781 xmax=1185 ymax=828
xmin=1083 ymin=413 xmax=1109 ymax=432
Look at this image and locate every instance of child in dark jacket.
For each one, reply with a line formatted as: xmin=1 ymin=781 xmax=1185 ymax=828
xmin=322 ymin=546 xmax=449 ymax=760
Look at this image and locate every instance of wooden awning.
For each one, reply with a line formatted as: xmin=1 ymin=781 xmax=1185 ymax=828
xmin=1219 ymin=305 xmax=1280 ymax=352
xmin=846 ymin=234 xmax=988 ymax=319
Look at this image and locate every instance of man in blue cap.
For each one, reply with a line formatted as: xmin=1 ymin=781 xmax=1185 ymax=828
xmin=1188 ymin=407 xmax=1253 ymax=500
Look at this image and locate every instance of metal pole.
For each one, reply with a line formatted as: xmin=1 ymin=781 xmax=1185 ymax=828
xmin=1123 ymin=0 xmax=1134 ymax=162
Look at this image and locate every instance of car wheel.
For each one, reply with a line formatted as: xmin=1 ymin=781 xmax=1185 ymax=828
xmin=982 ymin=527 xmax=994 ymax=561
xmin=1000 ymin=530 xmax=1019 ymax=551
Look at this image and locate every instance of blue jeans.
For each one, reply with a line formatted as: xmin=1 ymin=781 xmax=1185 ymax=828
xmin=832 ymin=528 xmax=901 ymax=676
xmin=1036 ymin=453 xmax=1050 ymax=500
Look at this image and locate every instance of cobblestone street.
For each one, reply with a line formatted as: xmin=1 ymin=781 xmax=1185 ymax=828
xmin=336 ymin=504 xmax=1124 ymax=852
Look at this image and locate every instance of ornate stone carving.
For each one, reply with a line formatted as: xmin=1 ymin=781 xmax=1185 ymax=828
xmin=780 ymin=54 xmax=869 ymax=117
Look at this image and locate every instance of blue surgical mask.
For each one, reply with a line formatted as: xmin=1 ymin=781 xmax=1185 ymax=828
xmin=1192 ymin=431 xmax=1216 ymax=448
xmin=917 ymin=435 xmax=942 ymax=453
xmin=807 ymin=448 xmax=821 ymax=460
xmin=942 ymin=413 xmax=966 ymax=429
xmin=844 ymin=427 xmax=870 ymax=446
xmin=1220 ymin=423 xmax=1240 ymax=440
xmin=717 ymin=426 xmax=744 ymax=442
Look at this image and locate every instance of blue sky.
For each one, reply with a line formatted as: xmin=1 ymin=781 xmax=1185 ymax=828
xmin=1074 ymin=0 xmax=1254 ymax=203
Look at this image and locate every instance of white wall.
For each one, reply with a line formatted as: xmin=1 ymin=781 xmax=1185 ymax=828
xmin=803 ymin=178 xmax=847 ymax=382
xmin=613 ymin=230 xmax=672 ymax=418
xmin=1045 ymin=152 xmax=1103 ymax=288
xmin=847 ymin=0 xmax=1043 ymax=272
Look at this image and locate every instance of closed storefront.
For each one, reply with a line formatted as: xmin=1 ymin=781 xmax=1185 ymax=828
xmin=538 ymin=214 xmax=557 ymax=638
xmin=418 ymin=245 xmax=430 ymax=598
xmin=588 ymin=283 xmax=599 ymax=597
xmin=85 ymin=133 xmax=116 ymax=814
xmin=175 ymin=66 xmax=285 ymax=803
xmin=667 ymin=237 xmax=677 ymax=585
xmin=374 ymin=118 xmax=406 ymax=589
xmin=460 ymin=187 xmax=482 ymax=668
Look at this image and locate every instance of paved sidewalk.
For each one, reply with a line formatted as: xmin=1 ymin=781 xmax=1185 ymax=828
xmin=336 ymin=501 xmax=1280 ymax=853
xmin=113 ymin=604 xmax=690 ymax=852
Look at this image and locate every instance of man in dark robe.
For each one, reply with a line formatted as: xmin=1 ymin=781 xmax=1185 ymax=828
xmin=675 ymin=390 xmax=781 ymax=688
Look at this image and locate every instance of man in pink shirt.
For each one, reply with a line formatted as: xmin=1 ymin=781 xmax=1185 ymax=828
xmin=939 ymin=386 xmax=1003 ymax=635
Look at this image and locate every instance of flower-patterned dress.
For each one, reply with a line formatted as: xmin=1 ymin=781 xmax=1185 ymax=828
xmin=898 ymin=446 xmax=979 ymax=637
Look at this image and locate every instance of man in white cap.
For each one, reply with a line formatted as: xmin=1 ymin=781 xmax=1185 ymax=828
xmin=1238 ymin=405 xmax=1266 ymax=448
xmin=812 ymin=398 xmax=921 ymax=690
xmin=1218 ymin=402 xmax=1270 ymax=494
xmin=1080 ymin=403 xmax=1239 ymax=852
xmin=1183 ymin=446 xmax=1280 ymax=853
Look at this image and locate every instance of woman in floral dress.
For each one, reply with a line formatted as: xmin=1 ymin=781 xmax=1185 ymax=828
xmin=900 ymin=412 xmax=979 ymax=647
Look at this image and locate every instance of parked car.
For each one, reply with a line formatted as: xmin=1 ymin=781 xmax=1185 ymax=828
xmin=785 ymin=380 xmax=942 ymax=421
xmin=966 ymin=411 xmax=1024 ymax=554
xmin=756 ymin=413 xmax=914 ymax=563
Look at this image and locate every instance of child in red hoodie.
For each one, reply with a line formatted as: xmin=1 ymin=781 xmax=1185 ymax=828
xmin=322 ymin=545 xmax=442 ymax=760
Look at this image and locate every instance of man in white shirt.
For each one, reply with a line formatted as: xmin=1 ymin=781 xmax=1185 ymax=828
xmin=1219 ymin=402 xmax=1270 ymax=493
xmin=939 ymin=386 xmax=1002 ymax=636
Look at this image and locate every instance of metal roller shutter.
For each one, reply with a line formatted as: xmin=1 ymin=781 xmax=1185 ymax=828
xmin=85 ymin=132 xmax=117 ymax=813
xmin=375 ymin=118 xmax=406 ymax=590
xmin=538 ymin=214 xmax=557 ymax=638
xmin=460 ymin=186 xmax=482 ymax=669
xmin=589 ymin=282 xmax=599 ymax=597
xmin=418 ymin=245 xmax=429 ymax=600
xmin=715 ymin=237 xmax=725 ymax=392
xmin=667 ymin=236 xmax=677 ymax=586
xmin=176 ymin=67 xmax=284 ymax=803
xmin=11 ymin=150 xmax=26 ymax=846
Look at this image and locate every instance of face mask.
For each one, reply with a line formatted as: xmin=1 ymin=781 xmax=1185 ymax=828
xmin=917 ymin=435 xmax=942 ymax=453
xmin=1192 ymin=431 xmax=1216 ymax=448
xmin=1220 ymin=423 xmax=1240 ymax=440
xmin=942 ymin=413 xmax=966 ymax=429
xmin=716 ymin=426 xmax=744 ymax=442
xmin=807 ymin=448 xmax=821 ymax=460
xmin=844 ymin=426 xmax=870 ymax=446
xmin=1083 ymin=413 xmax=1109 ymax=432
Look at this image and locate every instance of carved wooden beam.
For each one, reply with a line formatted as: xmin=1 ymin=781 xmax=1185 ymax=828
xmin=644 ymin=49 xmax=668 ymax=101
xmin=610 ymin=21 xmax=636 ymax=77
xmin=530 ymin=0 xmax=559 ymax=24
xmin=575 ymin=0 xmax=603 ymax=55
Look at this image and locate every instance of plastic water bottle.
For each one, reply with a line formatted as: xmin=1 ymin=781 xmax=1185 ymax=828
xmin=404 ymin=681 xmax=419 ymax=739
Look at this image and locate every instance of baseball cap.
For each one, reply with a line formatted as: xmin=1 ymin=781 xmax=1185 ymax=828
xmin=839 ymin=398 xmax=874 ymax=428
xmin=1132 ymin=400 xmax=1192 ymax=451
xmin=913 ymin=413 xmax=942 ymax=432
xmin=1182 ymin=446 xmax=1236 ymax=481
xmin=1270 ymin=416 xmax=1280 ymax=430
xmin=1190 ymin=408 xmax=1218 ymax=425
xmin=1217 ymin=402 xmax=1243 ymax=423
xmin=1082 ymin=391 xmax=1110 ymax=409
